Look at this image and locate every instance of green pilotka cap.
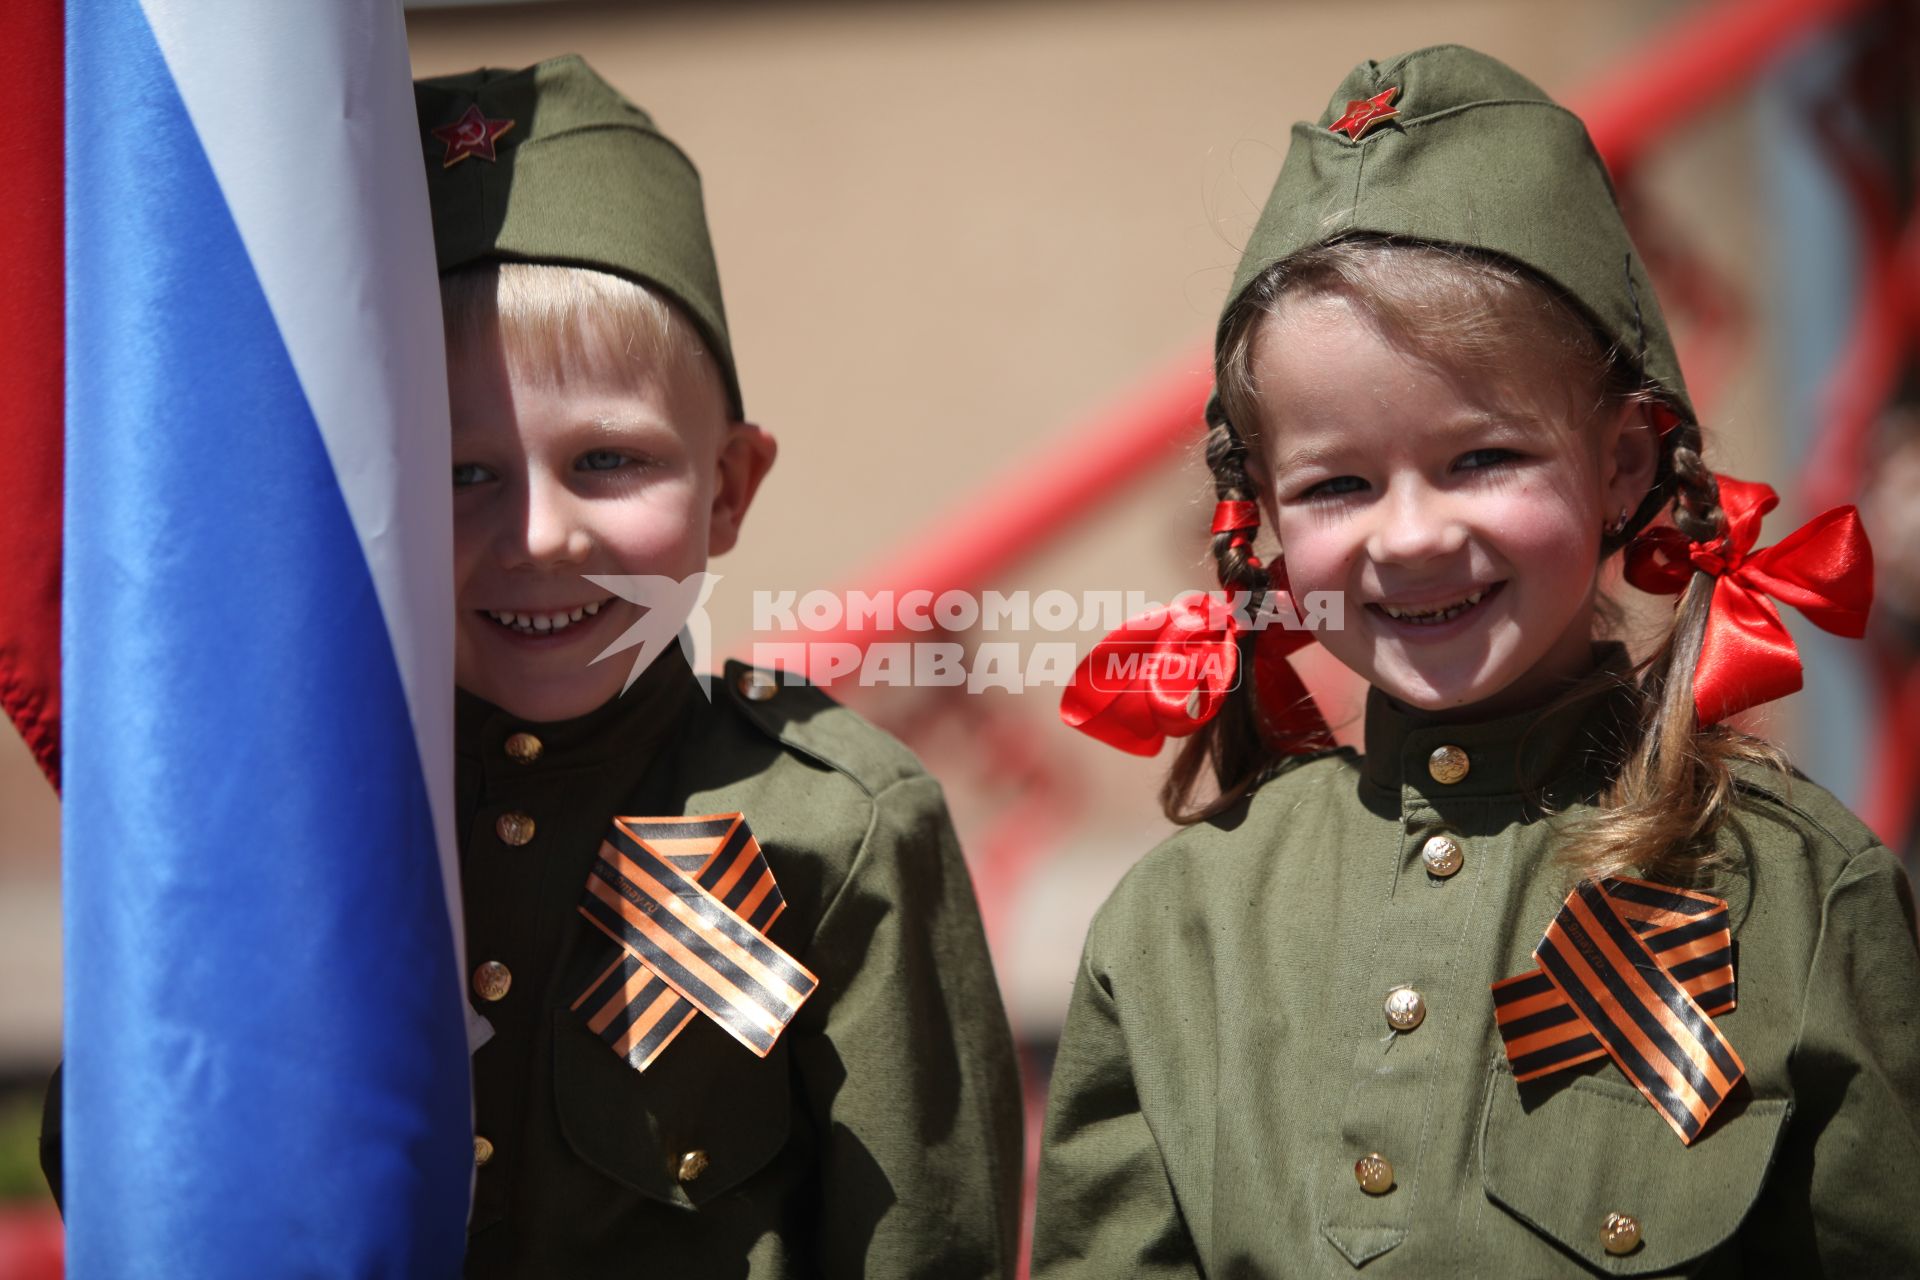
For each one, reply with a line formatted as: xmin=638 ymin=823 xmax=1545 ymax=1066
xmin=1221 ymin=44 xmax=1693 ymax=427
xmin=415 ymin=54 xmax=744 ymax=418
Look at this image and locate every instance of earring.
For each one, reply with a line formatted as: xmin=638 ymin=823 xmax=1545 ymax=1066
xmin=1603 ymin=505 xmax=1631 ymax=538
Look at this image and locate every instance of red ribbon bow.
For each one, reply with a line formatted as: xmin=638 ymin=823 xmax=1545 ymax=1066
xmin=1059 ymin=590 xmax=1333 ymax=756
xmin=1214 ymin=500 xmax=1262 ymax=560
xmin=1623 ymin=476 xmax=1873 ymax=725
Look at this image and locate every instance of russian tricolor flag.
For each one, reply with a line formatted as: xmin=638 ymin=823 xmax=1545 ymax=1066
xmin=2 ymin=1 xmax=473 ymax=1274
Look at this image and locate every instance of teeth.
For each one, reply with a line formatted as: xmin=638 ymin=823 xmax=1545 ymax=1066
xmin=483 ymin=597 xmax=613 ymax=635
xmin=1381 ymin=589 xmax=1487 ymax=625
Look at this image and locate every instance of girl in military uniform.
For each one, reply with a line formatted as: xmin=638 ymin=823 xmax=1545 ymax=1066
xmin=1035 ymin=45 xmax=1918 ymax=1276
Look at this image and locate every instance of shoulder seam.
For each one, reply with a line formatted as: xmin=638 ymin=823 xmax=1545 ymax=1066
xmin=1786 ymin=838 xmax=1908 ymax=1069
xmin=717 ymin=661 xmax=924 ymax=800
xmin=872 ymin=771 xmax=940 ymax=802
xmin=1729 ymin=770 xmax=1881 ymax=860
xmin=805 ymin=772 xmax=948 ymax=942
xmin=792 ymin=781 xmax=885 ymax=952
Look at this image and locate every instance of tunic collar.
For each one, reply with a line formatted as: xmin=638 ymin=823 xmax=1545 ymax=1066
xmin=455 ymin=647 xmax=702 ymax=784
xmin=1358 ymin=644 xmax=1640 ymax=801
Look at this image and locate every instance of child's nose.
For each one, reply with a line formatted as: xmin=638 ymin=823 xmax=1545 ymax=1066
xmin=1366 ymin=483 xmax=1467 ymax=566
xmin=512 ymin=480 xmax=591 ymax=568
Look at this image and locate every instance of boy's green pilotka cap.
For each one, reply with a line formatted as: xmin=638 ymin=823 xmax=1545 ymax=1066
xmin=415 ymin=54 xmax=744 ymax=418
xmin=1223 ymin=44 xmax=1693 ymax=426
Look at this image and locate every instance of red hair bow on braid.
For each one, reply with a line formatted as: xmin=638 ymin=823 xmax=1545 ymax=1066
xmin=1623 ymin=476 xmax=1873 ymax=726
xmin=1215 ymin=499 xmax=1262 ymax=565
xmin=1060 ymin=502 xmax=1334 ymax=756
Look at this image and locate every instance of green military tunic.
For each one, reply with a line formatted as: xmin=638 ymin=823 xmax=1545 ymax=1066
xmin=1031 ymin=651 xmax=1920 ymax=1276
xmin=458 ymin=653 xmax=1022 ymax=1277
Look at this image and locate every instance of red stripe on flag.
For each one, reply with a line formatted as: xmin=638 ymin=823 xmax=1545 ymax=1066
xmin=0 ymin=0 xmax=64 ymax=787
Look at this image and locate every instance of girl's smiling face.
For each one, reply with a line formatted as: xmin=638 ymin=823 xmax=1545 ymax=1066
xmin=1248 ymin=289 xmax=1656 ymax=716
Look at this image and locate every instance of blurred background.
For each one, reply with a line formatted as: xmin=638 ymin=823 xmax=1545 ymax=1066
xmin=5 ymin=0 xmax=1917 ymax=1269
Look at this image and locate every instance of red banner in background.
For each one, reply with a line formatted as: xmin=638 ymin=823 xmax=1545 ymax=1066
xmin=0 ymin=1 xmax=64 ymax=788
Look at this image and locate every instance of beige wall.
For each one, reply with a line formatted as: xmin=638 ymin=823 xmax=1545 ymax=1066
xmin=0 ymin=728 xmax=59 ymax=1072
xmin=10 ymin=0 xmax=1789 ymax=1062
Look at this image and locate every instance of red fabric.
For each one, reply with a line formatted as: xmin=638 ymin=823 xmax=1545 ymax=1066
xmin=1248 ymin=624 xmax=1335 ymax=755
xmin=1210 ymin=501 xmax=1260 ymax=534
xmin=1624 ymin=476 xmax=1873 ymax=726
xmin=1211 ymin=500 xmax=1264 ymax=563
xmin=1060 ymin=592 xmax=1333 ymax=757
xmin=0 ymin=4 xmax=63 ymax=787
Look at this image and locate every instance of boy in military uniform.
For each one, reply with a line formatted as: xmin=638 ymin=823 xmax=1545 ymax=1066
xmin=420 ymin=55 xmax=1022 ymax=1277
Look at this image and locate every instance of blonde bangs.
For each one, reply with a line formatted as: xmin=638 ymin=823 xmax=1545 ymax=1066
xmin=440 ymin=261 xmax=717 ymax=397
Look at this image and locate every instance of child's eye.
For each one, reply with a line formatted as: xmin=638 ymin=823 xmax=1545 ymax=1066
xmin=452 ymin=462 xmax=494 ymax=488
xmin=576 ymin=449 xmax=636 ymax=473
xmin=1299 ymin=475 xmax=1369 ymax=499
xmin=1456 ymin=448 xmax=1519 ymax=471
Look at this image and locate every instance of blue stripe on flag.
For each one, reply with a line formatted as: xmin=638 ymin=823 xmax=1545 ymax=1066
xmin=63 ymin=2 xmax=470 ymax=1275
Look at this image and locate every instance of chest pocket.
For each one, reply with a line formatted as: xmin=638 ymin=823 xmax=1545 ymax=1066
xmin=553 ymin=1006 xmax=793 ymax=1211
xmin=1479 ymin=1060 xmax=1789 ymax=1274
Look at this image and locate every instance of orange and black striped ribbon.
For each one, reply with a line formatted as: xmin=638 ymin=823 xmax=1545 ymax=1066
xmin=1492 ymin=877 xmax=1742 ymax=1144
xmin=572 ymin=814 xmax=817 ymax=1072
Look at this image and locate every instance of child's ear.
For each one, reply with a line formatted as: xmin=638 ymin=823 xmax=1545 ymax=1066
xmin=709 ymin=421 xmax=778 ymax=556
xmin=1603 ymin=402 xmax=1660 ymax=517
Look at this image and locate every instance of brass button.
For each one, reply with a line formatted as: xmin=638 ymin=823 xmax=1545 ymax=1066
xmin=1602 ymin=1211 xmax=1641 ymax=1255
xmin=675 ymin=1149 xmax=710 ymax=1183
xmin=1384 ymin=987 xmax=1426 ymax=1032
xmin=1420 ymin=834 xmax=1464 ymax=878
xmin=472 ymin=960 xmax=512 ymax=1002
xmin=738 ymin=670 xmax=778 ymax=702
xmin=1427 ymin=745 xmax=1470 ymax=785
xmin=503 ymin=732 xmax=543 ymax=764
xmin=1354 ymin=1153 xmax=1394 ymax=1195
xmin=495 ymin=811 xmax=536 ymax=846
xmin=473 ymin=1135 xmax=494 ymax=1167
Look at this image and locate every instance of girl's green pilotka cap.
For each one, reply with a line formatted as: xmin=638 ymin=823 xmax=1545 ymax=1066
xmin=414 ymin=54 xmax=744 ymax=418
xmin=1222 ymin=43 xmax=1694 ymax=426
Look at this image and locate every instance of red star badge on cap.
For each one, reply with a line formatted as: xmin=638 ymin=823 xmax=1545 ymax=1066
xmin=432 ymin=103 xmax=515 ymax=168
xmin=1328 ymin=87 xmax=1400 ymax=141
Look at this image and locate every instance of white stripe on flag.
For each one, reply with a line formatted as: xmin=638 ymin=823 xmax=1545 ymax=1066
xmin=138 ymin=0 xmax=465 ymax=1022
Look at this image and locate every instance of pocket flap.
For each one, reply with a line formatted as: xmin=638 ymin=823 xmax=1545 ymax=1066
xmin=553 ymin=1008 xmax=792 ymax=1209
xmin=1479 ymin=1062 xmax=1789 ymax=1273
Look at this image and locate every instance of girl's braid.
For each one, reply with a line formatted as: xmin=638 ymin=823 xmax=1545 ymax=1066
xmin=1668 ymin=435 xmax=1727 ymax=545
xmin=1165 ymin=407 xmax=1282 ymax=826
xmin=1203 ymin=406 xmax=1274 ymax=608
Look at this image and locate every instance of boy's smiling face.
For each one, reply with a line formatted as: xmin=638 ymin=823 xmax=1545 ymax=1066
xmin=449 ymin=305 xmax=772 ymax=723
xmin=1248 ymin=290 xmax=1655 ymax=716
